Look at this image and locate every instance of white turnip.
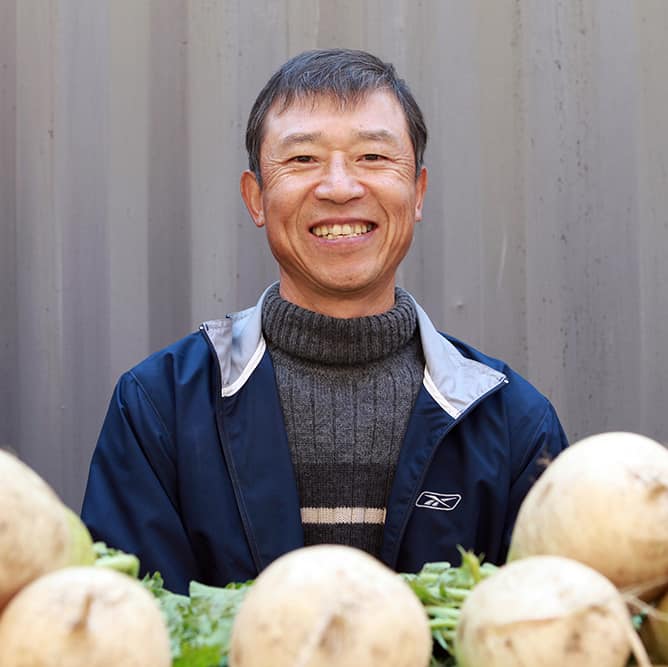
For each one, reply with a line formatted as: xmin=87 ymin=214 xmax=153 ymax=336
xmin=508 ymin=431 xmax=668 ymax=593
xmin=0 ymin=566 xmax=172 ymax=666
xmin=229 ymin=544 xmax=432 ymax=667
xmin=0 ymin=449 xmax=95 ymax=609
xmin=454 ymin=555 xmax=649 ymax=667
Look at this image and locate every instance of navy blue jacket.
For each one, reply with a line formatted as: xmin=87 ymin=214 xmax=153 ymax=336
xmin=81 ymin=286 xmax=568 ymax=594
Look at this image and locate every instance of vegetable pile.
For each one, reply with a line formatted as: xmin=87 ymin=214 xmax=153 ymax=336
xmin=5 ymin=430 xmax=668 ymax=666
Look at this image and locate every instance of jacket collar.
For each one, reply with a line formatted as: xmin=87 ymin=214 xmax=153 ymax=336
xmin=201 ymin=283 xmax=506 ymax=419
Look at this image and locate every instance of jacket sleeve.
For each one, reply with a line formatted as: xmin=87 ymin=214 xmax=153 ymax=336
xmin=81 ymin=371 xmax=201 ymax=594
xmin=501 ymin=400 xmax=568 ymax=558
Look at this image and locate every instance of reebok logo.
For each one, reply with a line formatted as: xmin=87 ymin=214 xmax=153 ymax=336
xmin=416 ymin=491 xmax=462 ymax=511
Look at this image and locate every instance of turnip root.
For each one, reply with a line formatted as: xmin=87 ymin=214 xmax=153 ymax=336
xmin=508 ymin=431 xmax=668 ymax=593
xmin=0 ymin=450 xmax=96 ymax=609
xmin=454 ymin=555 xmax=650 ymax=667
xmin=229 ymin=544 xmax=432 ymax=667
xmin=0 ymin=566 xmax=172 ymax=666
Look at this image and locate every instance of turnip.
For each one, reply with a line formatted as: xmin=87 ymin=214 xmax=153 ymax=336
xmin=508 ymin=431 xmax=668 ymax=593
xmin=0 ymin=566 xmax=172 ymax=666
xmin=454 ymin=555 xmax=650 ymax=667
xmin=0 ymin=449 xmax=96 ymax=609
xmin=229 ymin=544 xmax=432 ymax=667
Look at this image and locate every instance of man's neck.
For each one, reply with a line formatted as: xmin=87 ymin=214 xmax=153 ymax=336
xmin=277 ymin=280 xmax=396 ymax=318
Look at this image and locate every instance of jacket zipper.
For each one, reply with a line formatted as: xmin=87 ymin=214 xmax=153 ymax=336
xmin=199 ymin=326 xmax=264 ymax=572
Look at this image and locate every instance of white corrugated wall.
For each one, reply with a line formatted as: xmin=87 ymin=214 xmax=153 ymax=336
xmin=1 ymin=0 xmax=667 ymax=508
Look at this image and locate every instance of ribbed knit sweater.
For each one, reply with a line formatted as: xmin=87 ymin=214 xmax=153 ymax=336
xmin=261 ymin=285 xmax=424 ymax=558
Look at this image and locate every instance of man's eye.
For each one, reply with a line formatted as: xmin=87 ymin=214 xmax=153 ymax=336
xmin=292 ymin=155 xmax=314 ymax=163
xmin=362 ymin=154 xmax=383 ymax=161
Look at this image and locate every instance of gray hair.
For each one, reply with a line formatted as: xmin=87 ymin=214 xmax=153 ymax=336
xmin=245 ymin=49 xmax=427 ymax=187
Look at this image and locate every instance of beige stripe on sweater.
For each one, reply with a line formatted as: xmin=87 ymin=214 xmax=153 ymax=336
xmin=300 ymin=507 xmax=387 ymax=525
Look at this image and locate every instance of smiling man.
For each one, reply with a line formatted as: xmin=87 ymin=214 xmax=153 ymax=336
xmin=81 ymin=49 xmax=568 ymax=594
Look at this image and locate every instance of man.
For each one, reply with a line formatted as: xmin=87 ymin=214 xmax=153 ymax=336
xmin=82 ymin=49 xmax=568 ymax=594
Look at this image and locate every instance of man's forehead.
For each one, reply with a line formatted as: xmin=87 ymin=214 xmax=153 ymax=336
xmin=267 ymin=88 xmax=411 ymax=125
xmin=262 ymin=89 xmax=408 ymax=138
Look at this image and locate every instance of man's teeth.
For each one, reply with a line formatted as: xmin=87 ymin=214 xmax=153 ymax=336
xmin=311 ymin=223 xmax=374 ymax=239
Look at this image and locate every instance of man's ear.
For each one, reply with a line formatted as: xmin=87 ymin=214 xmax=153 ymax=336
xmin=240 ymin=170 xmax=265 ymax=228
xmin=414 ymin=166 xmax=428 ymax=222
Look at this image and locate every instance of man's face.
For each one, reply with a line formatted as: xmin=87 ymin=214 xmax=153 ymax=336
xmin=241 ymin=89 xmax=427 ymax=317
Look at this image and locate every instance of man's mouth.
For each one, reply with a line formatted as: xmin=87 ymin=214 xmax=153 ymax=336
xmin=310 ymin=222 xmax=375 ymax=239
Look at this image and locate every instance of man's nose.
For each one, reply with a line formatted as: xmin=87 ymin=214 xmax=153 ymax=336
xmin=314 ymin=158 xmax=365 ymax=203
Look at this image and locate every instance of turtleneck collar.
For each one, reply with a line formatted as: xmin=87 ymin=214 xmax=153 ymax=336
xmin=261 ymin=284 xmax=418 ymax=365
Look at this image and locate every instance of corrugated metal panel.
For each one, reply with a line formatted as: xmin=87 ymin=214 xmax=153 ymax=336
xmin=2 ymin=0 xmax=668 ymax=508
xmin=0 ymin=0 xmax=17 ymax=461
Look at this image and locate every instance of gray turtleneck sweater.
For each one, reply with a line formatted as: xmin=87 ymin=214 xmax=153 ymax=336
xmin=261 ymin=285 xmax=424 ymax=558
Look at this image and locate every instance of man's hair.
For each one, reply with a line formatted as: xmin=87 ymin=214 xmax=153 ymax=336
xmin=245 ymin=49 xmax=428 ymax=186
